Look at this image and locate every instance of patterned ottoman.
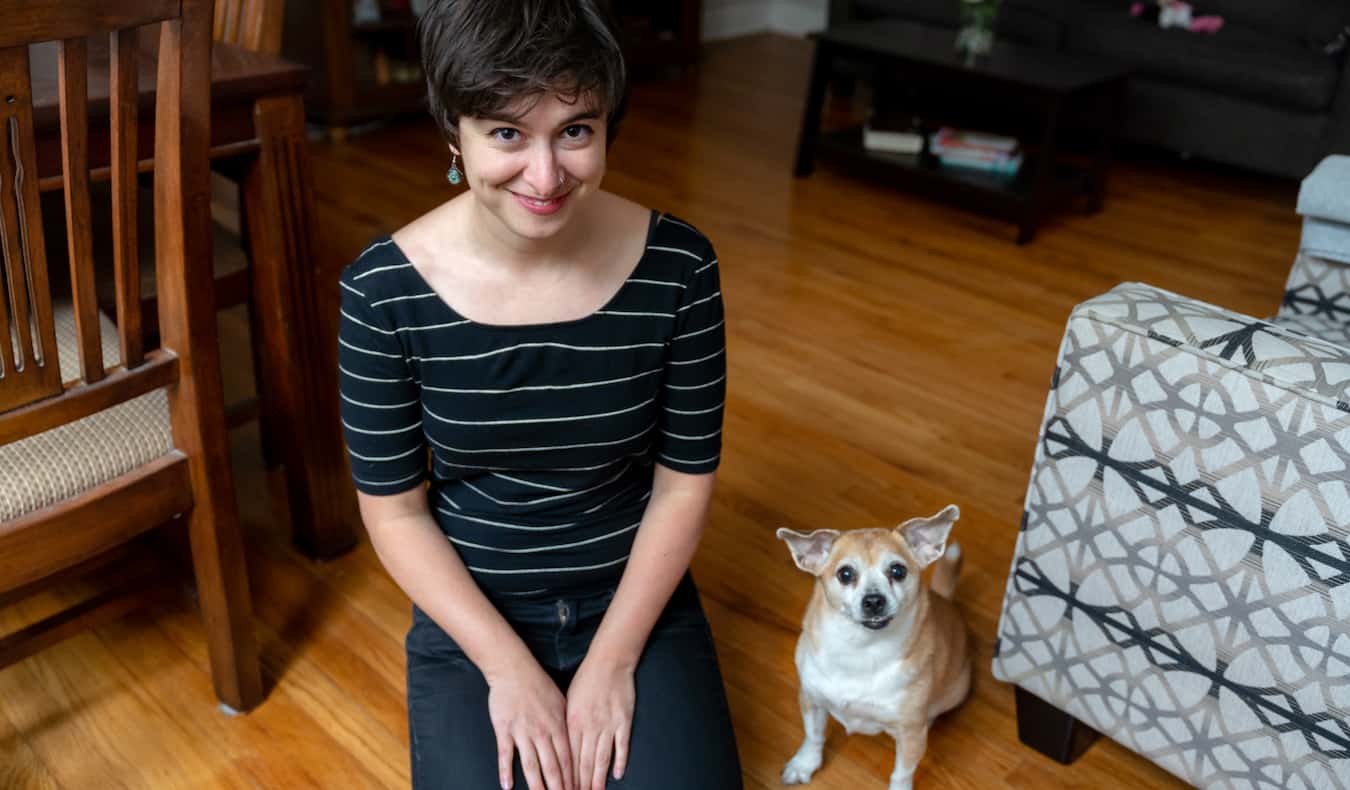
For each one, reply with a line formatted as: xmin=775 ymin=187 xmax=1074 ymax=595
xmin=992 ymin=156 xmax=1350 ymax=789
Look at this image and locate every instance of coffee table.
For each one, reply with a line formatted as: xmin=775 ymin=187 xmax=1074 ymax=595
xmin=794 ymin=20 xmax=1132 ymax=243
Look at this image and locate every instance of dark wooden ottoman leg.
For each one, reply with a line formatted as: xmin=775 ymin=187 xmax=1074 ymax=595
xmin=793 ymin=41 xmax=831 ymax=178
xmin=1015 ymin=686 xmax=1100 ymax=764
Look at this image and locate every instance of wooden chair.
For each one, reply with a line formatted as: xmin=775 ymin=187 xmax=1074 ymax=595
xmin=214 ymin=0 xmax=285 ymax=55
xmin=0 ymin=0 xmax=264 ymax=712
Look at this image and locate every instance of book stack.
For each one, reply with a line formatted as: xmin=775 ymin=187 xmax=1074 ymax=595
xmin=862 ymin=113 xmax=924 ymax=155
xmin=928 ymin=127 xmax=1023 ymax=176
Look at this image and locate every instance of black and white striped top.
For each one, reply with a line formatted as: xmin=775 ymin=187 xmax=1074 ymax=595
xmin=338 ymin=211 xmax=726 ymax=597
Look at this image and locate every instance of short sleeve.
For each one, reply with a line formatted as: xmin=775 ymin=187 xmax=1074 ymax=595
xmin=657 ymin=241 xmax=726 ymax=474
xmin=337 ymin=266 xmax=427 ymax=495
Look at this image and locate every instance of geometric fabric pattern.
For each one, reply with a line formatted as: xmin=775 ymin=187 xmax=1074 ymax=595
xmin=0 ymin=302 xmax=171 ymax=521
xmin=1281 ymin=250 xmax=1350 ymax=337
xmin=993 ymin=279 xmax=1350 ymax=789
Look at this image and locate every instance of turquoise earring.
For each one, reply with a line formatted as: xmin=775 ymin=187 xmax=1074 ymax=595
xmin=446 ymin=152 xmax=462 ymax=185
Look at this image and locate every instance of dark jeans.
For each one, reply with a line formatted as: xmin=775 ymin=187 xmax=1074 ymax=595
xmin=405 ymin=574 xmax=743 ymax=789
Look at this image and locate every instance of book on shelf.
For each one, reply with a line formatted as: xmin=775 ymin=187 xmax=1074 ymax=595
xmin=863 ymin=113 xmax=924 ymax=155
xmin=937 ymin=151 xmax=1024 ymax=176
xmin=931 ymin=126 xmax=1019 ymax=154
xmin=929 ymin=127 xmax=1023 ymax=176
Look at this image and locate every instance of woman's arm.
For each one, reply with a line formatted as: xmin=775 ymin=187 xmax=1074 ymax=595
xmin=358 ymin=487 xmax=534 ymax=680
xmin=586 ymin=465 xmax=715 ymax=666
xmin=564 ymin=465 xmax=715 ymax=789
xmin=359 ymin=489 xmax=575 ymax=790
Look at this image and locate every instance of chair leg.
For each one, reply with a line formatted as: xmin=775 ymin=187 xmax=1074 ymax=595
xmin=187 ymin=502 xmax=264 ymax=712
xmin=245 ymin=296 xmax=283 ymax=470
xmin=1014 ymin=686 xmax=1099 ymax=764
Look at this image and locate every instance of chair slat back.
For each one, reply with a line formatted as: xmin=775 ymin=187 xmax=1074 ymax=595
xmin=0 ymin=0 xmax=209 ymax=439
xmin=0 ymin=44 xmax=62 ymax=410
xmin=58 ymin=36 xmax=104 ymax=384
xmin=213 ymin=0 xmax=284 ymax=55
xmin=110 ymin=27 xmax=143 ymax=368
xmin=0 ymin=0 xmax=181 ymax=50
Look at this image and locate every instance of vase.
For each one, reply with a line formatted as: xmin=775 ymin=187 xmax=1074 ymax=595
xmin=956 ymin=0 xmax=1000 ymax=64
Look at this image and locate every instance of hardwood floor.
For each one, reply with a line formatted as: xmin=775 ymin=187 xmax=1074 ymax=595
xmin=1 ymin=33 xmax=1302 ymax=788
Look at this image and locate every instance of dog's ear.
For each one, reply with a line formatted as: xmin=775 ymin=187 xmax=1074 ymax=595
xmin=897 ymin=505 xmax=959 ymax=567
xmin=776 ymin=528 xmax=840 ymax=575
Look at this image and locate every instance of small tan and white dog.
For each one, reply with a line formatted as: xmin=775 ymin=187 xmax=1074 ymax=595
xmin=776 ymin=505 xmax=971 ymax=790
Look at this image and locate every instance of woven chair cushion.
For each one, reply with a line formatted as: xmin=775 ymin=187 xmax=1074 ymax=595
xmin=0 ymin=303 xmax=171 ymax=521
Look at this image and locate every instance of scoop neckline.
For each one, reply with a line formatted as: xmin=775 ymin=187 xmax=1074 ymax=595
xmin=387 ymin=208 xmax=662 ymax=332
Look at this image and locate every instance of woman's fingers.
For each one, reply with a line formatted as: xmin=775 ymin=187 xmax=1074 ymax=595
xmin=577 ymin=732 xmax=596 ymax=790
xmin=496 ymin=732 xmax=515 ymax=790
xmin=534 ymin=734 xmax=568 ymax=790
xmin=518 ymin=739 xmax=544 ymax=790
xmin=552 ymin=731 xmax=575 ymax=790
xmin=590 ymin=732 xmax=613 ymax=790
xmin=612 ymin=719 xmax=630 ymax=782
xmin=568 ymin=728 xmax=582 ymax=790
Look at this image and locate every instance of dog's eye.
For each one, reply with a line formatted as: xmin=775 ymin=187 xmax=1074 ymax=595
xmin=835 ymin=566 xmax=856 ymax=585
xmin=889 ymin=563 xmax=908 ymax=581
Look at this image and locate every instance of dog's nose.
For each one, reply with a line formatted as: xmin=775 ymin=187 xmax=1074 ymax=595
xmin=861 ymin=593 xmax=886 ymax=616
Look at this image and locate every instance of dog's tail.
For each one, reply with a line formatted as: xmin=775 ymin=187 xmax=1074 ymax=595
xmin=930 ymin=542 xmax=962 ymax=600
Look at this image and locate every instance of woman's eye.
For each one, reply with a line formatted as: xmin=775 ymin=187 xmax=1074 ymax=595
xmin=889 ymin=563 xmax=908 ymax=581
xmin=562 ymin=124 xmax=592 ymax=140
xmin=835 ymin=566 xmax=855 ymax=585
xmin=491 ymin=128 xmax=520 ymax=142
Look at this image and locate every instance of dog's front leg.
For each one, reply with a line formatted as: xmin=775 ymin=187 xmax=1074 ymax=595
xmin=887 ymin=719 xmax=928 ymax=790
xmin=782 ymin=691 xmax=828 ymax=784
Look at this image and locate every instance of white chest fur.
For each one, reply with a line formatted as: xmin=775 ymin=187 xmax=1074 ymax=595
xmin=796 ymin=622 xmax=916 ymax=736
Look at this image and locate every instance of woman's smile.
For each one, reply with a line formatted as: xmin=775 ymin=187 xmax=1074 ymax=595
xmin=511 ymin=189 xmax=571 ymax=215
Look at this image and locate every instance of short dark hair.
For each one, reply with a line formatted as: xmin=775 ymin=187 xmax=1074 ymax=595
xmin=418 ymin=0 xmax=629 ymax=148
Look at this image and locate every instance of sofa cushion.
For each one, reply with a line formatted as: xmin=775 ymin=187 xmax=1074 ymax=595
xmin=1201 ymin=0 xmax=1350 ymax=49
xmin=1064 ymin=16 xmax=1341 ymax=112
xmin=1071 ymin=0 xmax=1350 ymax=48
xmin=851 ymin=0 xmax=1066 ymax=48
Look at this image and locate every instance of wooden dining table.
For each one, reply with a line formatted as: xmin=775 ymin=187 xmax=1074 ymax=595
xmin=27 ymin=33 xmax=358 ymax=561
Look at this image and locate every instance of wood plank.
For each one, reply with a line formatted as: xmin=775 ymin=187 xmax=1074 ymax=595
xmin=0 ymin=453 xmax=192 ymax=594
xmin=0 ymin=691 xmax=63 ymax=790
xmin=0 ymin=44 xmax=62 ymax=410
xmin=96 ymin=603 xmax=341 ymax=789
xmin=0 ymin=350 xmax=178 ymax=445
xmin=110 ymin=25 xmax=143 ymax=369
xmin=58 ymin=36 xmax=103 ymax=384
xmin=0 ymin=593 xmax=253 ymax=790
xmin=0 ymin=1 xmax=179 ymax=49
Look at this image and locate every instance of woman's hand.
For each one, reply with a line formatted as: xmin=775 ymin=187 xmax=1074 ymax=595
xmin=486 ymin=657 xmax=574 ymax=790
xmin=566 ymin=655 xmax=637 ymax=790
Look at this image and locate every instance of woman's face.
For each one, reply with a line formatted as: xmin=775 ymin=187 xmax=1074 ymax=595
xmin=455 ymin=90 xmax=608 ymax=242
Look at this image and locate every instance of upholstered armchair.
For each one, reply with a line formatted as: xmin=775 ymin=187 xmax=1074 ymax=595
xmin=993 ymin=156 xmax=1350 ymax=788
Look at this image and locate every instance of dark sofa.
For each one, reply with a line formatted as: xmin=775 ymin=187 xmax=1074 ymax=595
xmin=828 ymin=0 xmax=1350 ymax=177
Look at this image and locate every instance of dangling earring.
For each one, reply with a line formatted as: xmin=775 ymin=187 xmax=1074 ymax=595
xmin=446 ymin=152 xmax=463 ymax=185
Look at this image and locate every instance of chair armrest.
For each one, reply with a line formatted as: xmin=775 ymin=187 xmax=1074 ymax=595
xmin=1281 ymin=249 xmax=1350 ymax=324
xmin=992 ymin=281 xmax=1350 ymax=787
xmin=1074 ymin=282 xmax=1350 ymax=409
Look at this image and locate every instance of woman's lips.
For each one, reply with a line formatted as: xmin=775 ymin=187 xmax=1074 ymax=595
xmin=512 ymin=190 xmax=569 ymax=216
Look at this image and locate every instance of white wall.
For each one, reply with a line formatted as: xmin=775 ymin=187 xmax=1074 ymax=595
xmin=702 ymin=0 xmax=828 ymax=41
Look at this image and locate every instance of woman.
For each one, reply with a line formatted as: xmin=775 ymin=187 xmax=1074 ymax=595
xmin=336 ymin=2 xmax=741 ymax=789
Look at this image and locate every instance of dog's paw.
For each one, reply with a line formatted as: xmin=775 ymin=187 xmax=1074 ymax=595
xmin=781 ymin=751 xmax=822 ymax=785
xmin=887 ymin=774 xmax=914 ymax=790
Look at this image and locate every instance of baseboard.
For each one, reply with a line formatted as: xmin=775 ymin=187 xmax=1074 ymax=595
xmin=703 ymin=0 xmax=827 ymax=41
xmin=769 ymin=0 xmax=828 ymax=36
xmin=702 ymin=1 xmax=773 ymax=41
